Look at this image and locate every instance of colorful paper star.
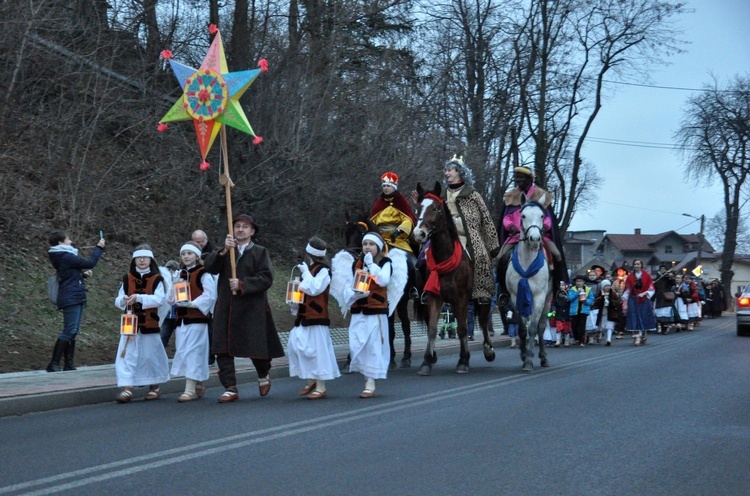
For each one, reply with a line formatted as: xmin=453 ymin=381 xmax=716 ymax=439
xmin=158 ymin=28 xmax=263 ymax=169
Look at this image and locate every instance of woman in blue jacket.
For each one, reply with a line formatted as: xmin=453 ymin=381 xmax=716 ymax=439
xmin=46 ymin=230 xmax=106 ymax=372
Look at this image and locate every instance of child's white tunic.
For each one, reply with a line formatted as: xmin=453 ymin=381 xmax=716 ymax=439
xmin=288 ymin=267 xmax=341 ymax=381
xmin=114 ymin=279 xmax=170 ymax=387
xmin=169 ymin=271 xmax=217 ymax=382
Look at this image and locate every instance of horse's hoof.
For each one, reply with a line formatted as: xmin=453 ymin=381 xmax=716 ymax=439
xmin=388 ymin=360 xmax=397 ymax=371
xmin=400 ymin=358 xmax=411 ymax=368
xmin=455 ymin=364 xmax=470 ymax=374
xmin=483 ymin=344 xmax=495 ymax=362
xmin=522 ymin=361 xmax=534 ymax=372
xmin=417 ymin=365 xmax=432 ymax=376
xmin=541 ymin=360 xmax=550 ymax=368
xmin=340 ymin=364 xmax=352 ymax=374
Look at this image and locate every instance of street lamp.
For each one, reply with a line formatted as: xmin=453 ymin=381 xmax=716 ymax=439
xmin=682 ymin=213 xmax=706 ymax=271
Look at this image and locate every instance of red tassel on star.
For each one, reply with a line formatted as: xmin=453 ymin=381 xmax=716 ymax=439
xmin=258 ymin=59 xmax=268 ymax=73
xmin=200 ymin=161 xmax=211 ymax=171
xmin=157 ymin=123 xmax=168 ymax=132
xmin=160 ymin=49 xmax=173 ymax=60
xmin=253 ymin=136 xmax=263 ymax=145
xmin=209 ymin=24 xmax=218 ymax=35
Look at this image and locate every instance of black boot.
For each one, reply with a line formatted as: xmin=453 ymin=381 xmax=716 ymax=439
xmin=46 ymin=339 xmax=66 ymax=372
xmin=495 ymin=251 xmax=512 ymax=306
xmin=63 ymin=340 xmax=77 ymax=371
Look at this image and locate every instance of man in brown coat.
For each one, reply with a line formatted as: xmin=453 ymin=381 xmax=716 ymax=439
xmin=204 ymin=214 xmax=284 ymax=403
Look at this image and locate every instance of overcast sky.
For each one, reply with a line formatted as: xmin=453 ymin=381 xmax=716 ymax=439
xmin=567 ymin=0 xmax=750 ymax=240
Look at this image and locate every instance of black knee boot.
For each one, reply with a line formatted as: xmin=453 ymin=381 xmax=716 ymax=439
xmin=63 ymin=340 xmax=77 ymax=371
xmin=496 ymin=251 xmax=512 ymax=306
xmin=46 ymin=339 xmax=66 ymax=372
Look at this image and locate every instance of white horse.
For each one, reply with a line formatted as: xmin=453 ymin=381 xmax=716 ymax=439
xmin=506 ymin=194 xmax=552 ymax=371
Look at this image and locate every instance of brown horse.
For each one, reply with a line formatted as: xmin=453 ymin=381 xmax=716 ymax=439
xmin=412 ymin=182 xmax=495 ymax=375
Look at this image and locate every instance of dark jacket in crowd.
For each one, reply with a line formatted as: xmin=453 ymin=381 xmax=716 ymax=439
xmin=48 ymin=245 xmax=105 ymax=309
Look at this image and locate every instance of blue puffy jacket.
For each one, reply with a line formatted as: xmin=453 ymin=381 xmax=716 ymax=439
xmin=48 ymin=245 xmax=104 ymax=309
xmin=568 ymin=286 xmax=595 ymax=316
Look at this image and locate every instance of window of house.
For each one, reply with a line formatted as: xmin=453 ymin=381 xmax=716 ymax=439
xmin=665 ymin=245 xmax=673 ymax=253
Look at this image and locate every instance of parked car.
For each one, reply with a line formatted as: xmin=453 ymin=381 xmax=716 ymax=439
xmin=737 ymin=283 xmax=750 ymax=336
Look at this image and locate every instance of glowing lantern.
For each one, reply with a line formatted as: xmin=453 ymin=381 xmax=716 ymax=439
xmin=285 ymin=267 xmax=305 ymax=304
xmin=286 ymin=277 xmax=304 ymax=304
xmin=120 ymin=311 xmax=138 ymax=336
xmin=173 ymin=280 xmax=191 ymax=303
xmin=353 ymin=268 xmax=371 ymax=293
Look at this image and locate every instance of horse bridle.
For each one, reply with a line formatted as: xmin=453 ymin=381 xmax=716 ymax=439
xmin=520 ymin=202 xmax=544 ymax=242
xmin=418 ymin=199 xmax=447 ymax=240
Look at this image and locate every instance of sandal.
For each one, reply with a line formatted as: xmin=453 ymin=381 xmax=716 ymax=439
xmin=218 ymin=389 xmax=239 ymax=403
xmin=258 ymin=377 xmax=271 ymax=397
xmin=195 ymin=382 xmax=205 ymax=398
xmin=116 ymin=389 xmax=133 ymax=404
xmin=145 ymin=386 xmax=161 ymax=401
xmin=178 ymin=392 xmax=199 ymax=402
xmin=299 ymin=383 xmax=316 ymax=396
xmin=359 ymin=388 xmax=376 ymax=399
xmin=307 ymin=390 xmax=328 ymax=400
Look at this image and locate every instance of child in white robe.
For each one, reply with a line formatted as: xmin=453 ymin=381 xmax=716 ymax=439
xmin=287 ymin=237 xmax=340 ymax=399
xmin=114 ymin=245 xmax=170 ymax=403
xmin=167 ymin=242 xmax=217 ymax=402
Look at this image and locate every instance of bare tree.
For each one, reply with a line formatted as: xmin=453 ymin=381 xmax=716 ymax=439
xmin=420 ymin=0 xmax=523 ymax=217
xmin=675 ymin=74 xmax=750 ymax=307
xmin=511 ymin=0 xmax=687 ymax=234
xmin=705 ymin=211 xmax=750 ymax=254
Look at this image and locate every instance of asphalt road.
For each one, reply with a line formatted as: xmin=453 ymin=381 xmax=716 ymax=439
xmin=2 ymin=316 xmax=748 ymax=496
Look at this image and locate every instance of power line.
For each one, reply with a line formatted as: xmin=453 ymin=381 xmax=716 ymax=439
xmin=585 ymin=136 xmax=696 ymax=151
xmin=601 ymin=78 xmax=703 ymax=92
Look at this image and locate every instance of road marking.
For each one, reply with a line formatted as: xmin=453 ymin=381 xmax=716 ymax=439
xmin=1 ymin=325 xmax=729 ymax=495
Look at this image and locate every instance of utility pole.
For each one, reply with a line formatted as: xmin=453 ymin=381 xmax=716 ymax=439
xmin=683 ymin=213 xmax=705 ymax=272
xmin=697 ymin=214 xmax=705 ymax=269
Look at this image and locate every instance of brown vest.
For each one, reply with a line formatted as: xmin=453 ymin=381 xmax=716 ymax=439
xmin=124 ymin=271 xmax=163 ymax=333
xmin=295 ymin=263 xmax=331 ymax=327
xmin=351 ymin=258 xmax=389 ymax=315
xmin=175 ymin=266 xmax=210 ymax=325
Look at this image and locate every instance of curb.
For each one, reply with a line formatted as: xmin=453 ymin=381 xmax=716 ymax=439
xmin=0 ymin=333 xmax=510 ymax=417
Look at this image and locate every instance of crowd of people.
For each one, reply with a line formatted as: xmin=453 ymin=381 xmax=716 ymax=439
xmin=548 ymin=261 xmax=725 ymax=348
xmin=44 ymin=156 xmax=727 ymax=403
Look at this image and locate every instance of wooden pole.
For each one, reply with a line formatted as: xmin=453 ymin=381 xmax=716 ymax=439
xmin=219 ymin=126 xmax=238 ymax=290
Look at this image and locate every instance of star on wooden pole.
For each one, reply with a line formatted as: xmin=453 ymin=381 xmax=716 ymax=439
xmin=157 ymin=25 xmax=268 ymax=289
xmin=158 ymin=25 xmax=265 ymax=170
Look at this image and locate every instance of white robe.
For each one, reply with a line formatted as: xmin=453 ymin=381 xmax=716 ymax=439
xmin=168 ymin=270 xmax=217 ymax=382
xmin=345 ymin=259 xmax=392 ymax=380
xmin=288 ymin=266 xmax=341 ymax=381
xmin=114 ymin=277 xmax=170 ymax=387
